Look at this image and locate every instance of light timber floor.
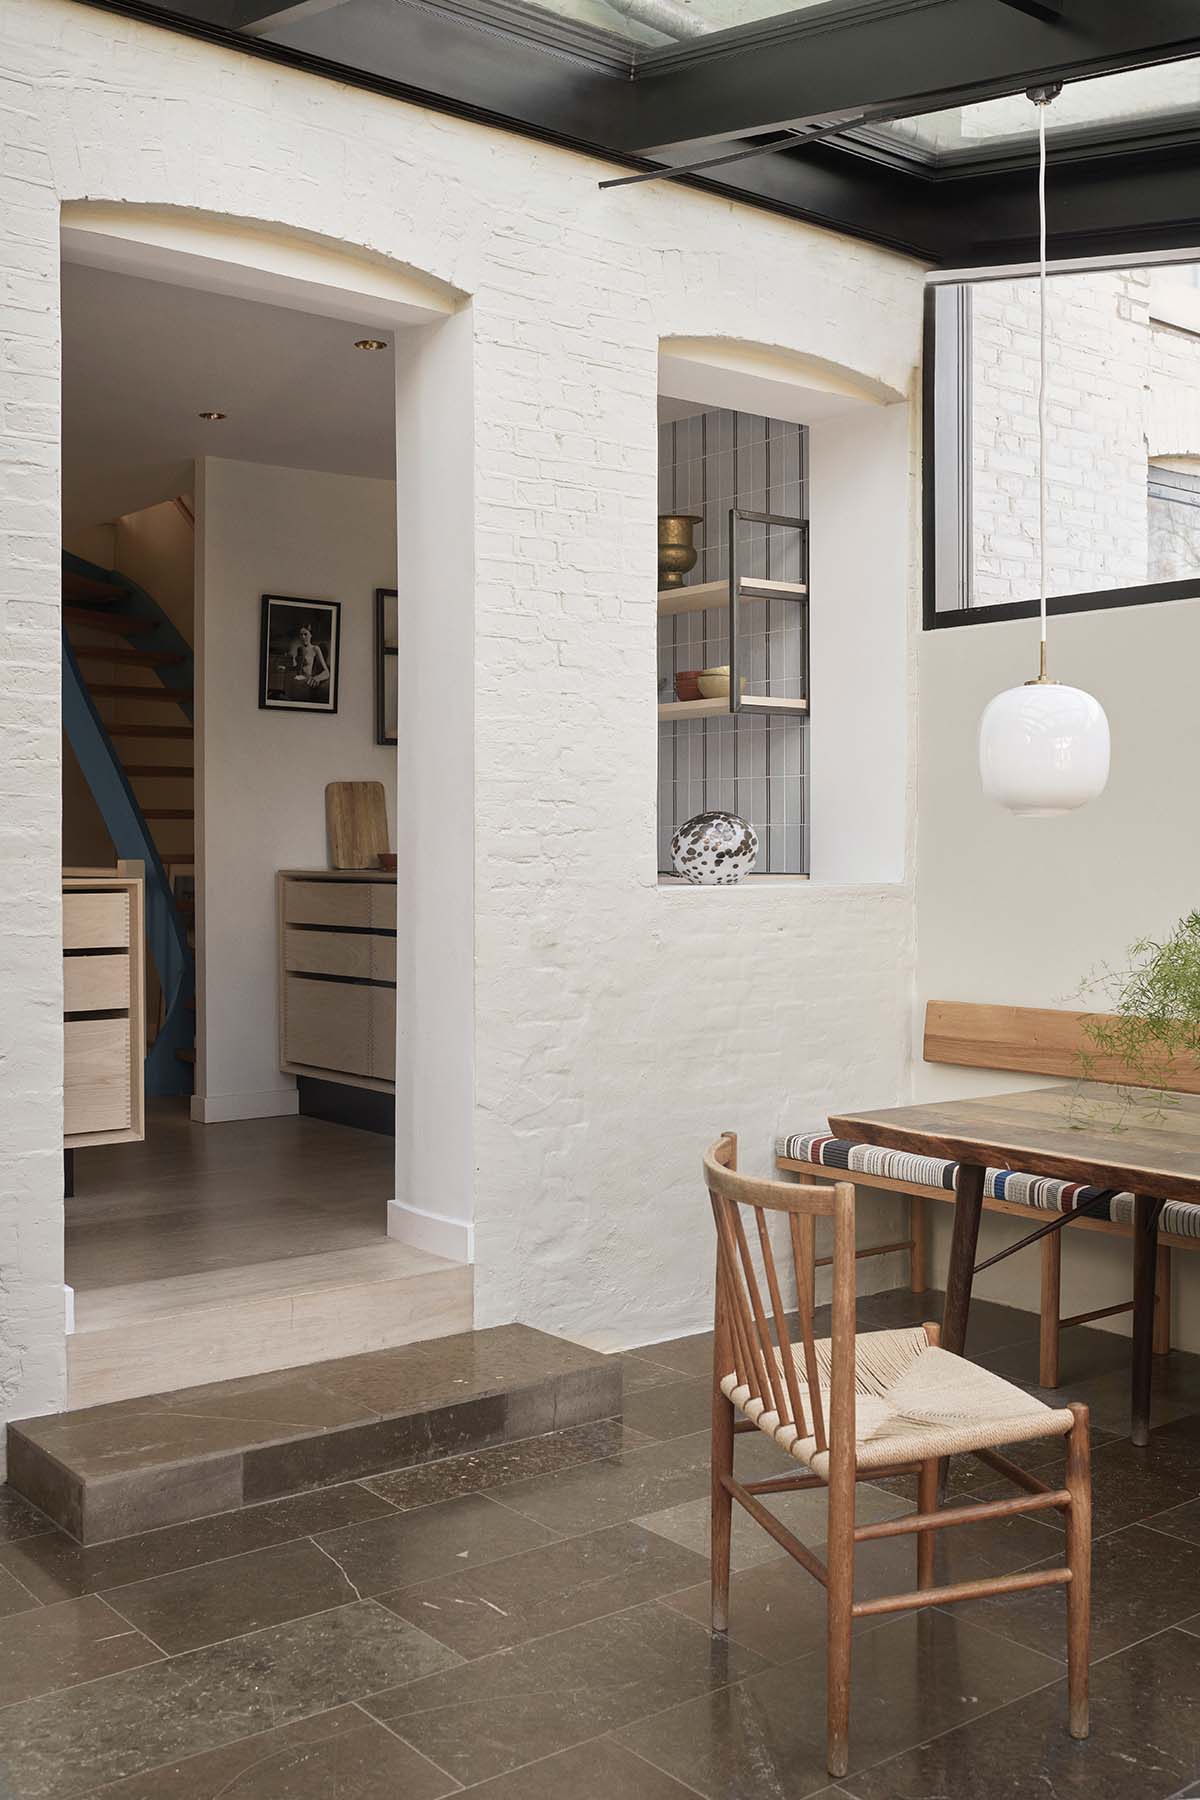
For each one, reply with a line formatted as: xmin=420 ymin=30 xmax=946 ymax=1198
xmin=65 ymin=1100 xmax=472 ymax=1407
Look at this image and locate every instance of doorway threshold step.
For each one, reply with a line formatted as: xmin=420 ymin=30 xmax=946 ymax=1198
xmin=7 ymin=1325 xmax=620 ymax=1546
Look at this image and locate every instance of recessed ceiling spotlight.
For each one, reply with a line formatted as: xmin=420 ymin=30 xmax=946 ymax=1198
xmin=198 ymin=410 xmax=226 ymax=421
xmin=354 ymin=338 xmax=388 ymax=351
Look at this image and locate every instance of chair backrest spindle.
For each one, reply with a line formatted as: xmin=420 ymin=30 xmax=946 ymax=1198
xmin=705 ymin=1133 xmax=852 ymax=1464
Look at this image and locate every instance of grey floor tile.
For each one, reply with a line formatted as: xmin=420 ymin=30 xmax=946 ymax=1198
xmin=0 ymin=1601 xmax=458 ymax=1800
xmin=0 ymin=1561 xmax=41 ymax=1618
xmin=367 ymin=1601 xmax=765 ymax=1786
xmin=615 ymin=1608 xmax=1064 ymax=1797
xmin=979 ymin=1322 xmax=1134 ymax=1390
xmin=621 ymin=1379 xmax=716 ymax=1442
xmin=0 ymin=1483 xmax=396 ymax=1604
xmin=456 ymin=1737 xmax=703 ymax=1797
xmin=382 ymin=1521 xmax=711 ymax=1657
xmin=949 ymin=1522 xmax=1200 ymax=1661
xmin=0 ymin=1595 xmax=160 ymax=1705
xmin=101 ymin=1539 xmax=361 ymax=1655
xmin=842 ymin=1624 xmax=1200 ymax=1800
xmin=361 ymin=1420 xmax=645 ymax=1512
xmin=661 ymin=1505 xmax=1060 ymax=1667
xmin=635 ymin=1482 xmax=907 ymax=1574
xmin=79 ymin=1704 xmax=458 ymax=1799
xmin=1149 ymin=1499 xmax=1200 ymax=1546
xmin=972 ymin=1429 xmax=1200 ymax=1538
xmin=492 ymin=1432 xmax=713 ymax=1536
xmin=624 ymin=1335 xmax=716 ymax=1380
xmin=0 ymin=1487 xmax=53 ymax=1545
xmin=613 ymin=1353 xmax=688 ymax=1394
xmin=315 ymin=1493 xmax=558 ymax=1596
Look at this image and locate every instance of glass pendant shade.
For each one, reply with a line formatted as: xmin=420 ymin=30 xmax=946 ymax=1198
xmin=976 ymin=90 xmax=1111 ymax=817
xmin=978 ymin=681 xmax=1110 ymax=817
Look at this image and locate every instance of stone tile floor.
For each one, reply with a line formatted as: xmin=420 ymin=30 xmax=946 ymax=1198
xmin=0 ymin=1286 xmax=1197 ymax=1797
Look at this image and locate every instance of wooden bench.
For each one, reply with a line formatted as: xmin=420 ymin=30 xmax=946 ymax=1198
xmin=777 ymin=1001 xmax=1200 ymax=1388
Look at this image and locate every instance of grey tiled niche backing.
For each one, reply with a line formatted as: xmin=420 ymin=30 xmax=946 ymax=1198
xmin=658 ymin=408 xmax=808 ymax=876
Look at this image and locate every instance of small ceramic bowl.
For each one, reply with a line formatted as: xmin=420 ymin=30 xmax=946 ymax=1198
xmin=675 ymin=670 xmax=703 ymax=702
xmin=698 ymin=666 xmax=745 ymax=699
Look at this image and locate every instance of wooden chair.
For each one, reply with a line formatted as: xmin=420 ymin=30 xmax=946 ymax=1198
xmin=705 ymin=1132 xmax=1092 ymax=1780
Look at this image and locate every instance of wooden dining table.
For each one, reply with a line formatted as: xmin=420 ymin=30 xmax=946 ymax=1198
xmin=828 ymin=1082 xmax=1200 ymax=1448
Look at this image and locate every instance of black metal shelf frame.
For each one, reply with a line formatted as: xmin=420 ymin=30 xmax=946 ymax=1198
xmin=727 ymin=507 xmax=810 ymax=717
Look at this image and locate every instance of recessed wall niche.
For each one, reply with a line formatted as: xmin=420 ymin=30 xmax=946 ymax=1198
xmin=657 ymin=405 xmax=809 ymax=878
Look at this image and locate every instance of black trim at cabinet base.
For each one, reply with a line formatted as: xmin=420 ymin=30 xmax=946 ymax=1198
xmin=297 ymin=1076 xmax=396 ymax=1137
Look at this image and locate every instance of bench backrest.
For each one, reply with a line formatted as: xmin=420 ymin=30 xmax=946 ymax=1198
xmin=923 ymin=1000 xmax=1200 ymax=1096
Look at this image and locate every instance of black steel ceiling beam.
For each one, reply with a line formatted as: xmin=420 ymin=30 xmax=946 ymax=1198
xmin=948 ymin=137 xmax=1200 ymax=265
xmin=993 ymin=0 xmax=1061 ymax=22
xmin=622 ymin=0 xmax=1200 ymax=156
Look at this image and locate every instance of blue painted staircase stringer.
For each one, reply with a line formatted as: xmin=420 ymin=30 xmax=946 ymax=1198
xmin=61 ymin=554 xmax=194 ymax=1097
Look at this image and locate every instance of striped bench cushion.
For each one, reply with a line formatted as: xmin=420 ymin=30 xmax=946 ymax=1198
xmin=776 ymin=1132 xmax=1200 ymax=1242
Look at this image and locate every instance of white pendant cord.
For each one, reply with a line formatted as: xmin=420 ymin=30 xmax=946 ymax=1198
xmin=1037 ymin=101 xmax=1049 ymax=671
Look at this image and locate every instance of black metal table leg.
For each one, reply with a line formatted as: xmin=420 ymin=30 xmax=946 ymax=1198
xmin=1131 ymin=1194 xmax=1166 ymax=1447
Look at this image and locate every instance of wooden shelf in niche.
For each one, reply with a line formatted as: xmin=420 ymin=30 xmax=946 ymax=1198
xmin=657 ymin=576 xmax=808 ymax=618
xmin=658 ymin=695 xmax=809 ymax=722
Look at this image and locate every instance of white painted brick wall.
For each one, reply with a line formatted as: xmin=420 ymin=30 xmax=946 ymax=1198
xmin=972 ymin=269 xmax=1200 ymax=605
xmin=1 ymin=0 xmax=924 ymax=1431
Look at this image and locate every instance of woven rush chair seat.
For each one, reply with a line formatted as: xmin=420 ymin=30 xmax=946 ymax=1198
xmin=777 ymin=1130 xmax=1200 ymax=1239
xmin=721 ymin=1323 xmax=1074 ymax=1480
xmin=704 ymin=1132 xmax=1091 ymax=1779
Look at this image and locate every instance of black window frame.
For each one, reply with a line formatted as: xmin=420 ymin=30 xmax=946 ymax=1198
xmin=921 ymin=276 xmax=1200 ymax=632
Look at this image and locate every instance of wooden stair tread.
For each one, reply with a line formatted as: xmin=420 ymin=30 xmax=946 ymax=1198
xmin=88 ymin=683 xmax=192 ymax=703
xmin=106 ymin=725 xmax=192 ymax=739
xmin=63 ymin=573 xmax=126 ymax=602
xmin=122 ymin=764 xmax=194 ymax=777
xmin=175 ymin=1048 xmax=196 ymax=1064
xmin=65 ymin=606 xmax=154 ymax=635
xmin=74 ymin=646 xmax=186 ymax=668
xmin=141 ymin=808 xmax=194 ymax=820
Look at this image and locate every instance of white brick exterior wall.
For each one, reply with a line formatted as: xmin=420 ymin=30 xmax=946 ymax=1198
xmin=972 ymin=269 xmax=1200 ymax=604
xmin=1 ymin=0 xmax=924 ymax=1434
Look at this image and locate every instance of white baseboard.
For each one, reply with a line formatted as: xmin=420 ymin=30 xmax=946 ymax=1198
xmin=388 ymin=1199 xmax=474 ymax=1264
xmin=190 ymin=1090 xmax=300 ymax=1124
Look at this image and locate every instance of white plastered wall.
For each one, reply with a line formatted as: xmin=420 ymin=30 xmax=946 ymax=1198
xmin=0 ymin=0 xmax=925 ymax=1447
xmin=195 ymin=457 xmax=398 ymax=1123
xmin=916 ymin=598 xmax=1200 ymax=1351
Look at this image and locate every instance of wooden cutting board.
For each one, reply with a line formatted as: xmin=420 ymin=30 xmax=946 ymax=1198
xmin=326 ymin=781 xmax=389 ymax=869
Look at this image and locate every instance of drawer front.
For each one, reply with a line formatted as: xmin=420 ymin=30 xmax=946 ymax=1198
xmin=64 ymin=1016 xmax=132 ymax=1137
xmin=370 ymin=884 xmax=397 ymax=930
xmin=285 ymin=927 xmax=375 ymax=982
xmin=64 ymin=953 xmax=130 ymax=1013
xmin=63 ymin=891 xmax=130 ymax=951
xmin=370 ymin=935 xmax=397 ymax=982
xmin=283 ymin=881 xmax=373 ymax=930
xmin=370 ymin=988 xmax=396 ymax=1082
xmin=284 ymin=974 xmax=372 ymax=1077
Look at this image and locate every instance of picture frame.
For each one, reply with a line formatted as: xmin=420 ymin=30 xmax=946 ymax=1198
xmin=259 ymin=595 xmax=341 ymax=714
xmin=375 ymin=587 xmax=398 ymax=746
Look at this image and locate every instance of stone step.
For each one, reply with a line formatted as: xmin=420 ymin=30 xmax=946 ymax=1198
xmin=7 ymin=1325 xmax=620 ymax=1546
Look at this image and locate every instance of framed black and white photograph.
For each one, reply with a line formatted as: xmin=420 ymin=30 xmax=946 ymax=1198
xmin=375 ymin=587 xmax=398 ymax=746
xmin=259 ymin=595 xmax=341 ymax=714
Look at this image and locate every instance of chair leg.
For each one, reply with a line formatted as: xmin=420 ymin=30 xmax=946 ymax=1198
xmin=710 ymin=1388 xmax=734 ymax=1633
xmin=1154 ymin=1245 xmax=1172 ymax=1357
xmin=825 ymin=1464 xmax=855 ymax=1779
xmin=909 ymin=1194 xmax=927 ymax=1294
xmin=917 ymin=1459 xmax=938 ymax=1589
xmin=1039 ymin=1230 xmax=1062 ymax=1389
xmin=1064 ymin=1402 xmax=1091 ymax=1740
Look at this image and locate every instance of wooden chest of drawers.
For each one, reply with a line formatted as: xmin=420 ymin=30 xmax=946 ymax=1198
xmin=278 ymin=870 xmax=397 ymax=1093
xmin=63 ymin=869 xmax=146 ymax=1148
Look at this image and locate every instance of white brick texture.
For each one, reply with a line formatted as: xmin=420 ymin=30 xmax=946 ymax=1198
xmin=1 ymin=0 xmax=925 ymax=1426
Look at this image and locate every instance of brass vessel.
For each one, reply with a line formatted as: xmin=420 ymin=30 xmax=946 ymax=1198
xmin=658 ymin=514 xmax=702 ymax=589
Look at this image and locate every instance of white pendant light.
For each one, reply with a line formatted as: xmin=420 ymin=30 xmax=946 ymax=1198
xmin=978 ymin=86 xmax=1110 ymax=818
